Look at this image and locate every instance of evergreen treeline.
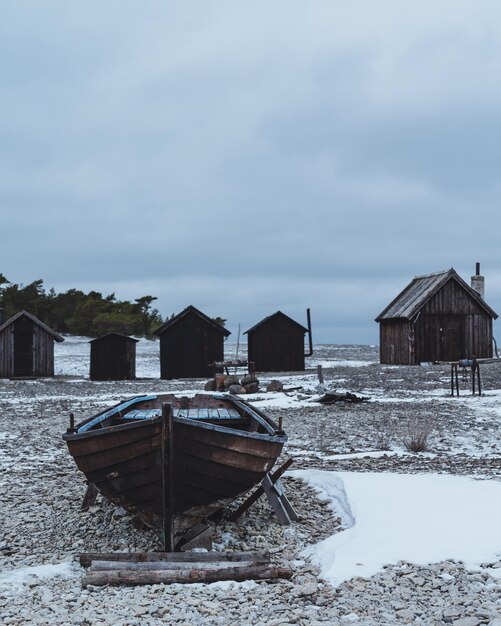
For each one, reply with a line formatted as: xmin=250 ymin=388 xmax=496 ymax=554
xmin=0 ymin=274 xmax=164 ymax=337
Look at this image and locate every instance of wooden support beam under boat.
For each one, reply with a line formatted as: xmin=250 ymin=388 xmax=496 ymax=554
xmin=227 ymin=457 xmax=294 ymax=522
xmin=80 ymin=482 xmax=98 ymax=511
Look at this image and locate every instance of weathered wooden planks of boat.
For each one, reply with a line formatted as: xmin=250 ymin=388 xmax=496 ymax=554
xmin=63 ymin=393 xmax=286 ymax=538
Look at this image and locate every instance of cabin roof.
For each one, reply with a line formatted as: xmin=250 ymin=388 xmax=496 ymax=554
xmin=0 ymin=310 xmax=65 ymax=341
xmin=89 ymin=332 xmax=139 ymax=344
xmin=375 ymin=268 xmax=498 ymax=322
xmin=244 ymin=310 xmax=308 ymax=335
xmin=153 ymin=305 xmax=231 ymax=337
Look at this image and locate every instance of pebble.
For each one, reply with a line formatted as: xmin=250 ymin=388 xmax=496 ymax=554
xmin=0 ymin=369 xmax=500 ymax=626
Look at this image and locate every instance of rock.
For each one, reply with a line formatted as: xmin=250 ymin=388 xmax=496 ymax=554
xmin=228 ymin=384 xmax=246 ymax=395
xmin=223 ymin=375 xmax=240 ymax=389
xmin=243 ymin=382 xmax=259 ymax=394
xmin=297 ymin=582 xmax=318 ymax=596
xmin=267 ymin=380 xmax=283 ymax=392
xmin=204 ymin=379 xmax=217 ymax=391
xmin=452 ymin=618 xmax=481 ymax=626
xmin=241 ymin=374 xmax=258 ymax=386
xmin=396 ymin=608 xmax=415 ymax=622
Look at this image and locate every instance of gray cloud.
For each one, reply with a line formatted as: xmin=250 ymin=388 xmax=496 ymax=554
xmin=2 ymin=1 xmax=501 ymax=343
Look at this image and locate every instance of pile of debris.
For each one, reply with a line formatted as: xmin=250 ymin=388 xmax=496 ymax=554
xmin=204 ymin=374 xmax=284 ymax=395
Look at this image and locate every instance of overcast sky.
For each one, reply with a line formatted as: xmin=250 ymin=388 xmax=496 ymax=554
xmin=2 ymin=1 xmax=501 ymax=343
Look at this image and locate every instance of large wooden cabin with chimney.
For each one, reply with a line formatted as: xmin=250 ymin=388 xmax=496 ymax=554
xmin=376 ymin=264 xmax=498 ymax=364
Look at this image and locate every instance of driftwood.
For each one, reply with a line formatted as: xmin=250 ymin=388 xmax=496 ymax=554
xmin=80 ymin=550 xmax=290 ymax=587
xmin=317 ymin=391 xmax=368 ymax=404
xmin=90 ymin=559 xmax=259 ymax=571
xmin=82 ymin=564 xmax=292 ymax=587
xmin=79 ymin=550 xmax=269 ymax=568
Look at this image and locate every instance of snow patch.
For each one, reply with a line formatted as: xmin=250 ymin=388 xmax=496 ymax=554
xmin=293 ymin=471 xmax=501 ymax=586
xmin=0 ymin=562 xmax=82 ymax=592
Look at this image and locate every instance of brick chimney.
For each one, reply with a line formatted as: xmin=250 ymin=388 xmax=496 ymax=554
xmin=471 ymin=262 xmax=485 ymax=300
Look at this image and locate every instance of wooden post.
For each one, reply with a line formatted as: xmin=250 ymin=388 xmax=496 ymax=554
xmin=450 ymin=365 xmax=454 ymax=396
xmin=454 ymin=364 xmax=459 ymax=396
xmin=161 ymin=403 xmax=175 ymax=552
xmin=477 ymin=364 xmax=482 ymax=396
xmin=81 ymin=482 xmax=98 ymax=511
xmin=317 ymin=364 xmax=324 ymax=385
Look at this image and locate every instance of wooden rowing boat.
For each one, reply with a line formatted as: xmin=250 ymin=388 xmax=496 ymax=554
xmin=63 ymin=393 xmax=286 ymax=538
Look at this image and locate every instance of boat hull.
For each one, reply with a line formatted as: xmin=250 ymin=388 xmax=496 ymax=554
xmin=64 ymin=395 xmax=286 ymax=533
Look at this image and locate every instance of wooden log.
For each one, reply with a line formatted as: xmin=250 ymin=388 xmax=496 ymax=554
xmin=226 ymin=458 xmax=293 ymax=522
xmin=79 ymin=550 xmax=269 ymax=568
xmin=82 ymin=564 xmax=292 ymax=587
xmin=90 ymin=559 xmax=256 ymax=571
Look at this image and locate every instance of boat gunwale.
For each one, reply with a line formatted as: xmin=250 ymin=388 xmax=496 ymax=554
xmin=64 ymin=415 xmax=287 ymax=444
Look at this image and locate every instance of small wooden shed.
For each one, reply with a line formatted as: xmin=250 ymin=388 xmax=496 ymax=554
xmin=375 ymin=267 xmax=498 ymax=364
xmin=245 ymin=311 xmax=308 ymax=372
xmin=89 ymin=332 xmax=138 ymax=381
xmin=154 ymin=305 xmax=230 ymax=379
xmin=0 ymin=310 xmax=64 ymax=378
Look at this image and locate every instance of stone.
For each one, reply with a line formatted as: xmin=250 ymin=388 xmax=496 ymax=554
xmin=395 ymin=608 xmax=415 ymax=622
xmin=228 ymin=384 xmax=246 ymax=395
xmin=267 ymin=380 xmax=283 ymax=392
xmin=452 ymin=618 xmax=481 ymax=626
xmin=297 ymin=582 xmax=318 ymax=596
xmin=241 ymin=374 xmax=258 ymax=386
xmin=223 ymin=375 xmax=240 ymax=389
xmin=243 ymin=382 xmax=259 ymax=394
xmin=204 ymin=379 xmax=217 ymax=391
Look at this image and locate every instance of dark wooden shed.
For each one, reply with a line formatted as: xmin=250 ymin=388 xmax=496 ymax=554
xmin=154 ymin=305 xmax=230 ymax=379
xmin=245 ymin=311 xmax=308 ymax=372
xmin=0 ymin=310 xmax=64 ymax=378
xmin=375 ymin=267 xmax=498 ymax=364
xmin=89 ymin=332 xmax=138 ymax=381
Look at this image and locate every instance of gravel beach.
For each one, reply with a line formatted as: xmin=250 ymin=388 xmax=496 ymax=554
xmin=1 ymin=343 xmax=500 ymax=625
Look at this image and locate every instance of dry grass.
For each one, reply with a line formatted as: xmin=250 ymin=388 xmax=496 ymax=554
xmin=402 ymin=418 xmax=434 ymax=452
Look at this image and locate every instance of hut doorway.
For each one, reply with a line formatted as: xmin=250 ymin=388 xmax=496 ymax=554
xmin=417 ymin=314 xmax=465 ymax=362
xmin=439 ymin=315 xmax=465 ymax=361
xmin=14 ymin=316 xmax=33 ymax=376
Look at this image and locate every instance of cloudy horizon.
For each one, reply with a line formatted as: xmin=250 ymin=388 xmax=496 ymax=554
xmin=2 ymin=1 xmax=501 ymax=343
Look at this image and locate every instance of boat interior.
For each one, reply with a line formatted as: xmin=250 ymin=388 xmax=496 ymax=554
xmin=77 ymin=393 xmax=276 ymax=436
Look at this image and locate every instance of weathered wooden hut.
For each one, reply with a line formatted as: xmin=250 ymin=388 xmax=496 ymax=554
xmin=89 ymin=332 xmax=138 ymax=381
xmin=375 ymin=266 xmax=498 ymax=364
xmin=245 ymin=311 xmax=308 ymax=372
xmin=0 ymin=310 xmax=64 ymax=378
xmin=154 ymin=305 xmax=230 ymax=379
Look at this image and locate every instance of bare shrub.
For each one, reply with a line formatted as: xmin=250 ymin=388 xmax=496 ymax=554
xmin=402 ymin=418 xmax=434 ymax=452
